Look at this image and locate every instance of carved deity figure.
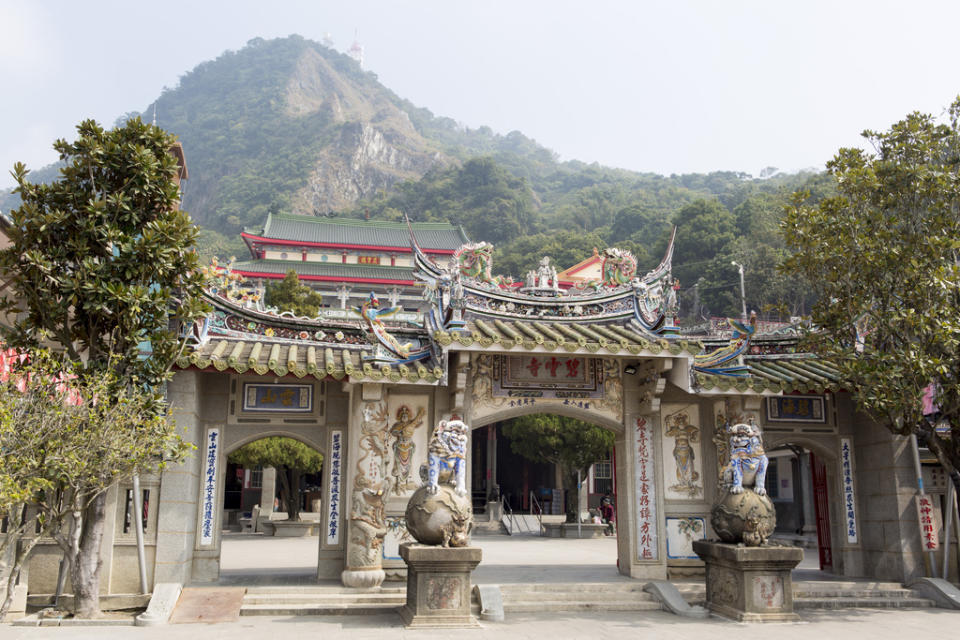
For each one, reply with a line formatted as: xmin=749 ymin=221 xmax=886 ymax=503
xmin=389 ymin=404 xmax=426 ymax=491
xmin=721 ymin=420 xmax=769 ymax=495
xmin=665 ymin=412 xmax=701 ymax=496
xmin=426 ymin=419 xmax=468 ymax=496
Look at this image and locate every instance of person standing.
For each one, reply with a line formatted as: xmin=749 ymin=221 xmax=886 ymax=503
xmin=600 ymin=495 xmax=615 ymax=536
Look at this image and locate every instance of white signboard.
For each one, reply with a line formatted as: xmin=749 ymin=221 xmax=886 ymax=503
xmin=199 ymin=427 xmax=220 ymax=547
xmin=634 ymin=417 xmax=658 ymax=560
xmin=840 ymin=438 xmax=858 ymax=543
xmin=326 ymin=430 xmax=343 ymax=545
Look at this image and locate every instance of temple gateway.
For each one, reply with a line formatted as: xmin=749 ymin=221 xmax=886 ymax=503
xmin=19 ymin=220 xmax=945 ymax=599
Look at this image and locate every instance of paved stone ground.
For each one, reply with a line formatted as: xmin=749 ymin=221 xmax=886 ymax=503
xmin=4 ymin=534 xmax=945 ymax=637
xmin=218 ymin=530 xmax=823 ymax=584
xmin=4 ymin=608 xmax=959 ymax=639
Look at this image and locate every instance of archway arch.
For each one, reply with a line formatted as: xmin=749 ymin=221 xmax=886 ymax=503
xmin=469 ymin=403 xmax=624 ymax=434
xmin=763 ymin=433 xmax=845 ymax=575
xmin=224 ymin=428 xmax=327 ymax=457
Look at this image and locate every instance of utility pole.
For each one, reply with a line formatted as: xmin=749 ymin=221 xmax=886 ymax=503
xmin=731 ymin=261 xmax=747 ymax=321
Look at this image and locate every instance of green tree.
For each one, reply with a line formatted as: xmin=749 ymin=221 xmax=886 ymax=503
xmin=0 ymin=353 xmax=189 ymax=620
xmin=265 ymin=270 xmax=324 ymax=316
xmin=671 ymin=199 xmax=739 ymax=318
xmin=0 ymin=118 xmax=209 ymax=618
xmin=782 ymin=97 xmax=960 ymax=483
xmin=228 ymin=437 xmax=323 ymax=521
xmin=502 ymin=414 xmax=614 ymax=522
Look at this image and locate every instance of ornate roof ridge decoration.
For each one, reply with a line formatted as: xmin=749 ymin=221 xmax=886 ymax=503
xmin=191 ymin=258 xmax=439 ymax=372
xmin=176 ymin=336 xmax=444 ymax=385
xmin=407 ymin=216 xmax=681 ymax=335
xmin=692 ymin=313 xmax=757 ymax=377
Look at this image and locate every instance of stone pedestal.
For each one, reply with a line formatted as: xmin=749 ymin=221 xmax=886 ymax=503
xmin=399 ymin=543 xmax=481 ymax=628
xmin=693 ymin=540 xmax=804 ymax=622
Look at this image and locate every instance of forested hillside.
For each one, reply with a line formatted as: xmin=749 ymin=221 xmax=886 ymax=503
xmin=0 ymin=35 xmax=834 ymax=321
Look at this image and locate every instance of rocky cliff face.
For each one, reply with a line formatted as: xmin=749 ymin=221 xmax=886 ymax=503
xmin=283 ymin=48 xmax=452 ymax=214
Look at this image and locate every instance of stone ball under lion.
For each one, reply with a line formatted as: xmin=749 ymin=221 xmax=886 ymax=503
xmin=405 ymin=484 xmax=473 ymax=547
xmin=710 ymin=489 xmax=776 ymax=546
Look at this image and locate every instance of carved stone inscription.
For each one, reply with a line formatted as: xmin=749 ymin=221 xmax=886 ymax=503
xmin=425 ymin=576 xmax=463 ymax=610
xmin=753 ymin=576 xmax=784 ymax=609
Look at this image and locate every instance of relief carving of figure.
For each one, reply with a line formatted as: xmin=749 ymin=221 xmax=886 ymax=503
xmin=348 ymin=400 xmax=394 ymax=570
xmin=665 ymin=412 xmax=702 ymax=497
xmin=389 ymin=404 xmax=426 ymax=491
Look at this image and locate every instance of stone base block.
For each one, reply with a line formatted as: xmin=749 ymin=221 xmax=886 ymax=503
xmin=399 ymin=543 xmax=481 ymax=628
xmin=693 ymin=540 xmax=803 ymax=622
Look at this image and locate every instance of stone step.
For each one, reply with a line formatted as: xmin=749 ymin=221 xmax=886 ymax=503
xmin=504 ymin=600 xmax=662 ymax=613
xmin=243 ymin=593 xmax=404 ymax=605
xmin=498 ymin=582 xmax=649 ymax=594
xmin=795 ymin=588 xmax=916 ymax=599
xmin=795 ymin=596 xmax=935 ymax=609
xmin=240 ymin=602 xmax=402 ymax=616
xmin=243 ymin=585 xmax=404 ymax=595
xmin=500 ymin=591 xmax=656 ymax=604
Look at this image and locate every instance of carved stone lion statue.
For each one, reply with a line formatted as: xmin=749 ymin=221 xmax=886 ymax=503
xmin=426 ymin=418 xmax=468 ymax=497
xmin=710 ymin=419 xmax=776 ymax=546
xmin=405 ymin=418 xmax=472 ymax=547
xmin=722 ymin=421 xmax=769 ymax=495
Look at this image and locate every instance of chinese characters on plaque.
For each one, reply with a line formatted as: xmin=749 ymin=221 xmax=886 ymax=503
xmin=493 ymin=355 xmax=602 ymax=398
xmin=243 ymin=383 xmax=313 ymax=413
xmin=199 ymin=427 xmax=220 ymax=547
xmin=326 ymin=431 xmax=342 ymax=545
xmin=765 ymin=395 xmax=825 ymax=423
xmin=840 ymin=438 xmax=858 ymax=544
xmin=917 ymin=493 xmax=939 ymax=551
xmin=634 ymin=417 xmax=658 ymax=561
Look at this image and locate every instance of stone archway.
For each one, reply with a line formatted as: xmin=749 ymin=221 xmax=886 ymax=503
xmin=764 ymin=433 xmax=849 ymax=575
xmin=211 ymin=428 xmax=329 ymax=582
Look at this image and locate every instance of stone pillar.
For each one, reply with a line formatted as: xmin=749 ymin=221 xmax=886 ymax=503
xmin=799 ymin=453 xmax=816 ymax=537
xmin=256 ymin=467 xmax=276 ymax=531
xmin=341 ymin=386 xmax=390 ymax=588
xmin=399 ymin=543 xmax=481 ymax=628
xmin=693 ymin=540 xmax=803 ymax=622
xmin=153 ymin=370 xmax=203 ymax=585
xmin=693 ymin=541 xmax=804 ymax=622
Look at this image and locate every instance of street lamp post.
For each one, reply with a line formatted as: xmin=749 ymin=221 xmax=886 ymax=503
xmin=731 ymin=261 xmax=747 ymax=322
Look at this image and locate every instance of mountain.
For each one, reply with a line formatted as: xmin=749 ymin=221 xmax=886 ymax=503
xmin=0 ymin=35 xmax=831 ymax=318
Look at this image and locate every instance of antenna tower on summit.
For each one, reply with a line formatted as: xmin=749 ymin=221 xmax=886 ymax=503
xmin=347 ymin=29 xmax=364 ymax=68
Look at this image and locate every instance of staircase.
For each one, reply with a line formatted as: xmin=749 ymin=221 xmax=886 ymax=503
xmin=240 ymin=585 xmax=405 ymax=616
xmin=794 ymin=581 xmax=935 ymax=609
xmin=238 ymin=579 xmax=936 ymax=618
xmin=498 ymin=582 xmax=662 ymax=613
xmin=675 ymin=580 xmax=936 ymax=610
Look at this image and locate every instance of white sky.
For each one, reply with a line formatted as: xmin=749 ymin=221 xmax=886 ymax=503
xmin=2 ymin=0 xmax=959 ymax=189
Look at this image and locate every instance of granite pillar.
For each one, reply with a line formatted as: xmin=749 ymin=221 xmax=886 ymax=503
xmin=399 ymin=543 xmax=481 ymax=628
xmin=693 ymin=540 xmax=804 ymax=622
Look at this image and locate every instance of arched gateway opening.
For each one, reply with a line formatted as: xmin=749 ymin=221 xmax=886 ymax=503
xmin=468 ymin=411 xmax=622 ymax=583
xmin=218 ymin=432 xmax=327 ymax=584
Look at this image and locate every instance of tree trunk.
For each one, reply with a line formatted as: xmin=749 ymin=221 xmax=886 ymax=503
xmin=68 ymin=492 xmax=106 ymax=619
xmin=286 ymin=468 xmax=302 ymax=522
xmin=0 ymin=530 xmax=40 ymax=621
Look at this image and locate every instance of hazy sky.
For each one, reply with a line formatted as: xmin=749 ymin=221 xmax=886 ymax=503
xmin=2 ymin=0 xmax=959 ymax=189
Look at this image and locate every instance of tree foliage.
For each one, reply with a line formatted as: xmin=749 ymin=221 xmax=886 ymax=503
xmin=229 ymin=437 xmax=323 ymax=521
xmin=0 ymin=118 xmax=208 ymax=618
xmin=0 ymin=352 xmax=189 ymax=619
xmin=0 ymin=118 xmax=209 ymax=384
xmin=265 ymin=270 xmax=324 ymax=317
xmin=782 ymin=97 xmax=960 ymax=482
xmin=502 ymin=414 xmax=614 ymax=521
